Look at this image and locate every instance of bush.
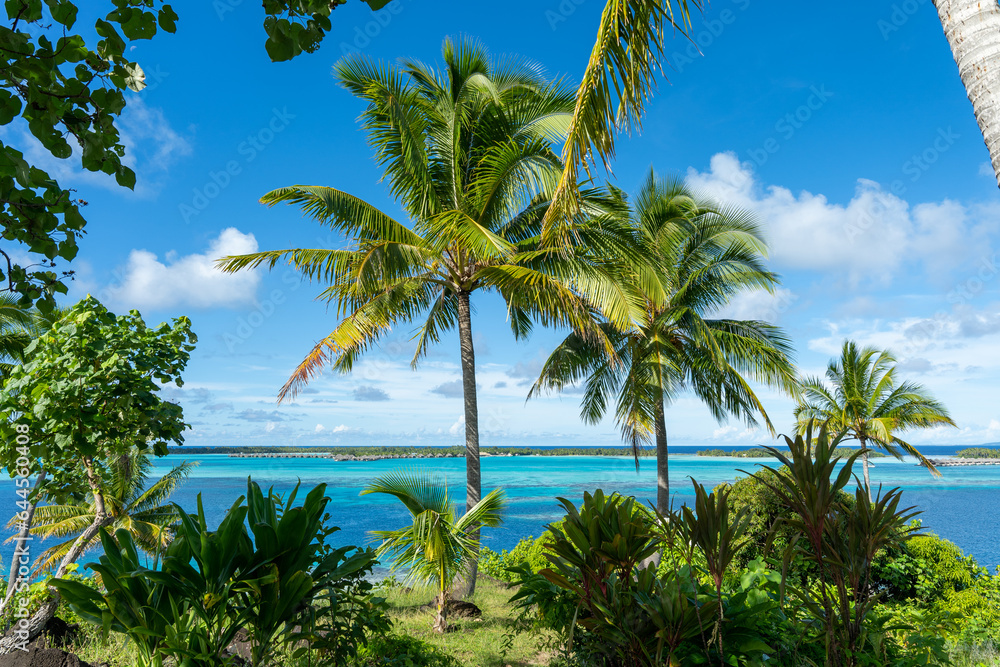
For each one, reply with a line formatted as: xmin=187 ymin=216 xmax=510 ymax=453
xmin=354 ymin=633 xmax=462 ymax=667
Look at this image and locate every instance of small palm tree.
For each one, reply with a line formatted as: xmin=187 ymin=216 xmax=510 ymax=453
xmin=10 ymin=448 xmax=195 ymax=574
xmin=361 ymin=470 xmax=506 ymax=633
xmin=533 ymin=173 xmax=798 ymax=512
xmin=795 ymin=340 xmax=956 ymax=499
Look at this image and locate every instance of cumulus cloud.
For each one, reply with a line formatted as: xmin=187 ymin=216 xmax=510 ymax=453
xmin=684 ymin=153 xmax=997 ymax=286
xmin=108 ymin=228 xmax=261 ymax=310
xmin=353 ymin=386 xmax=390 ymax=402
xmin=431 ymin=380 xmax=464 ymax=398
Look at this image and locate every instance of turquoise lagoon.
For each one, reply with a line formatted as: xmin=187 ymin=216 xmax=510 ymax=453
xmin=3 ymin=449 xmax=999 ymax=574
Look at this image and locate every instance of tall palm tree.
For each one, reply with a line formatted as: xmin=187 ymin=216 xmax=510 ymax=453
xmin=794 ymin=340 xmax=956 ymax=499
xmin=218 ymin=38 xmax=641 ymax=593
xmin=542 ymin=0 xmax=703 ymax=242
xmin=932 ymin=0 xmax=1000 ymax=188
xmin=8 ymin=447 xmax=195 ymax=574
xmin=361 ymin=470 xmax=506 ymax=633
xmin=532 ymin=173 xmax=798 ymax=512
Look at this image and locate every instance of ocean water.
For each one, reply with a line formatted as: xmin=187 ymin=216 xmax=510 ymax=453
xmin=2 ymin=449 xmax=999 ymax=576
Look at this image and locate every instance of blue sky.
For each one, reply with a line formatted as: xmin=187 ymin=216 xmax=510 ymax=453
xmin=15 ymin=0 xmax=1000 ymax=448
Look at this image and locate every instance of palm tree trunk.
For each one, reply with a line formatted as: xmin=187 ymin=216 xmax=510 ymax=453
xmin=456 ymin=291 xmax=481 ymax=597
xmin=0 ymin=459 xmax=108 ymax=653
xmin=0 ymin=471 xmax=45 ymax=623
xmin=933 ymin=0 xmax=1000 ymax=187
xmin=654 ymin=397 xmax=670 ymax=514
xmin=859 ymin=437 xmax=872 ymax=503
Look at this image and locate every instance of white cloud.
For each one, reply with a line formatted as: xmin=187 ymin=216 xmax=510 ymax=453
xmin=684 ymin=153 xmax=996 ymax=286
xmin=108 ymin=228 xmax=261 ymax=310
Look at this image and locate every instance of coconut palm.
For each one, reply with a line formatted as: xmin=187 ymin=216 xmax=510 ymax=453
xmin=361 ymin=470 xmax=506 ymax=633
xmin=532 ymin=173 xmax=798 ymax=512
xmin=0 ymin=293 xmax=39 ymax=378
xmin=217 ymin=38 xmax=641 ymax=593
xmin=794 ymin=340 xmax=956 ymax=499
xmin=9 ymin=448 xmax=195 ymax=574
xmin=542 ymin=0 xmax=702 ymax=242
xmin=932 ymin=0 xmax=1000 ymax=188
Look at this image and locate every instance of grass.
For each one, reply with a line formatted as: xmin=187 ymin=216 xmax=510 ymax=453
xmin=379 ymin=577 xmax=557 ymax=667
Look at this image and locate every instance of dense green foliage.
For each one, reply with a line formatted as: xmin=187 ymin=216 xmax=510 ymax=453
xmin=0 ymin=297 xmax=195 ymax=499
xmin=54 ymin=478 xmax=386 ymax=666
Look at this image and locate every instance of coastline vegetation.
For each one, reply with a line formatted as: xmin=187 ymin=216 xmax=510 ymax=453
xmin=956 ymin=447 xmax=1000 ymax=459
xmin=696 ymin=447 xmax=887 ymax=458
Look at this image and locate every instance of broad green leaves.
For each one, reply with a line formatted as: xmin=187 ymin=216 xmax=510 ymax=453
xmin=0 ymin=296 xmax=196 ymax=501
xmin=1 ymin=1 xmax=176 ymax=312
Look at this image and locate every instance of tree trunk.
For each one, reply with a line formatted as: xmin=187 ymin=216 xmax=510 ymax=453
xmin=654 ymin=397 xmax=670 ymax=514
xmin=860 ymin=438 xmax=872 ymax=503
xmin=456 ymin=291 xmax=481 ymax=598
xmin=0 ymin=459 xmax=108 ymax=653
xmin=933 ymin=0 xmax=1000 ymax=187
xmin=0 ymin=471 xmax=45 ymax=623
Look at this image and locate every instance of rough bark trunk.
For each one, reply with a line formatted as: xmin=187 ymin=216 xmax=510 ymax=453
xmin=654 ymin=398 xmax=670 ymax=514
xmin=456 ymin=291 xmax=481 ymax=598
xmin=933 ymin=0 xmax=1000 ymax=187
xmin=860 ymin=438 xmax=873 ymax=503
xmin=0 ymin=471 xmax=45 ymax=623
xmin=0 ymin=459 xmax=109 ymax=653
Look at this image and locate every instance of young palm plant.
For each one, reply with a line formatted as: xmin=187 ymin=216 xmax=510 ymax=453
xmin=9 ymin=448 xmax=194 ymax=574
xmin=531 ymin=172 xmax=798 ymax=511
xmin=361 ymin=470 xmax=506 ymax=632
xmin=218 ymin=38 xmax=641 ymax=592
xmin=794 ymin=339 xmax=956 ymax=498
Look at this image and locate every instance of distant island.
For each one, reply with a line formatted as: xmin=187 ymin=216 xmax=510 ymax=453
xmin=167 ymin=445 xmax=657 ymax=459
xmin=955 ymin=447 xmax=1000 ymax=459
xmin=696 ymin=447 xmax=886 ymax=459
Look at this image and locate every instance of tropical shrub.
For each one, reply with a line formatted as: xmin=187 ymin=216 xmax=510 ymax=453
xmin=355 ymin=633 xmax=462 ymax=667
xmin=53 ymin=478 xmax=384 ymax=667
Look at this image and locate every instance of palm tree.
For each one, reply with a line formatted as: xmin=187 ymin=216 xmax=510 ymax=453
xmin=361 ymin=470 xmax=506 ymax=633
xmin=0 ymin=293 xmax=39 ymax=378
xmin=218 ymin=38 xmax=640 ymax=593
xmin=794 ymin=340 xmax=956 ymax=499
xmin=931 ymin=0 xmax=1000 ymax=188
xmin=8 ymin=447 xmax=195 ymax=574
xmin=532 ymin=173 xmax=798 ymax=512
xmin=542 ymin=0 xmax=703 ymax=242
